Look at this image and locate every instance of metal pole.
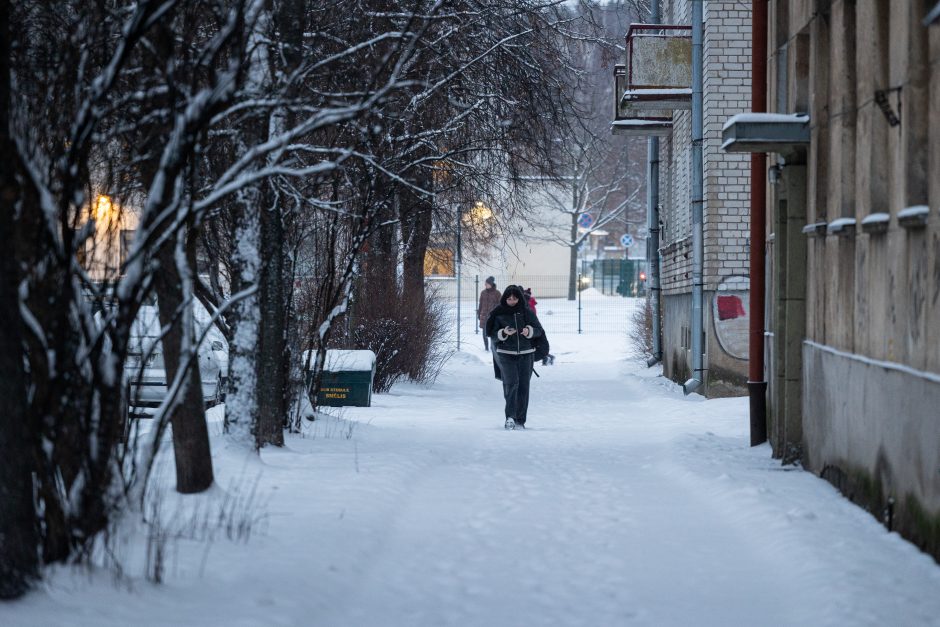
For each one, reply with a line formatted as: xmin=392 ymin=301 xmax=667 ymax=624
xmin=748 ymin=0 xmax=769 ymax=445
xmin=578 ymin=273 xmax=583 ymax=334
xmin=683 ymin=0 xmax=705 ymax=395
xmin=456 ymin=213 xmax=462 ymax=351
xmin=620 ymin=259 xmax=625 ymax=297
xmin=474 ymin=275 xmax=480 ymax=335
xmin=646 ymin=0 xmax=664 ymax=368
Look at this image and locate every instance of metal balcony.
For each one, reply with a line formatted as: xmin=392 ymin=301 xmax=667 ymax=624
xmin=619 ymin=24 xmax=692 ymax=112
xmin=611 ymin=63 xmax=673 ymax=137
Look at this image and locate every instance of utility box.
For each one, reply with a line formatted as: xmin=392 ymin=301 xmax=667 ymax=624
xmin=304 ymin=349 xmax=376 ymax=407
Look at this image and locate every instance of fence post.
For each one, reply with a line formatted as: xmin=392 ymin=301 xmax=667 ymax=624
xmin=620 ymin=259 xmax=626 ymax=297
xmin=578 ymin=273 xmax=583 ymax=334
xmin=474 ymin=275 xmax=479 ymax=334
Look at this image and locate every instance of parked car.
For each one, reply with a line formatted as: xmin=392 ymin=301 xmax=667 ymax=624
xmin=124 ymin=306 xmax=226 ymax=417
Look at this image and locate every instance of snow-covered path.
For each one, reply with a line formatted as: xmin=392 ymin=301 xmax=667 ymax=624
xmin=5 ymin=331 xmax=940 ymax=626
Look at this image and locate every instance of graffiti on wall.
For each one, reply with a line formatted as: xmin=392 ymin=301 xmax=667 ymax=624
xmin=713 ymin=276 xmax=749 ymax=359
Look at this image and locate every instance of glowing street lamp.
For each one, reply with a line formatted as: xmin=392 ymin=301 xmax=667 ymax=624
xmin=94 ymin=194 xmax=114 ymax=223
xmin=456 ymin=201 xmax=495 ymax=351
xmin=464 ymin=201 xmax=494 ymax=226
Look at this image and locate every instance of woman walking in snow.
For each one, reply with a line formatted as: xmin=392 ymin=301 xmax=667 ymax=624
xmin=477 ymin=276 xmax=502 ymax=351
xmin=485 ymin=285 xmax=544 ymax=430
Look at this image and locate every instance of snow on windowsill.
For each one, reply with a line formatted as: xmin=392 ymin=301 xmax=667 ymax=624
xmin=827 ymin=217 xmax=856 ymax=236
xmin=801 ymin=222 xmax=827 ymax=236
xmin=861 ymin=212 xmax=890 ymax=234
xmin=861 ymin=213 xmax=890 ymax=225
xmin=898 ymin=205 xmax=929 ymax=219
xmin=898 ymin=205 xmax=929 ymax=229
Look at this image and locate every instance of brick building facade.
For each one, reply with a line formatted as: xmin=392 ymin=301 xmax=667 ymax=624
xmin=657 ymin=1 xmax=753 ymax=395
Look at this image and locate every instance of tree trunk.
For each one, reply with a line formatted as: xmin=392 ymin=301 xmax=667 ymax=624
xmin=0 ymin=0 xmax=39 ymax=593
xmin=252 ymin=0 xmax=307 ymax=447
xmin=0 ymin=209 xmax=38 ymax=600
xmin=366 ymin=200 xmax=398 ymax=290
xmin=255 ymin=184 xmax=287 ymax=448
xmin=224 ymin=196 xmax=260 ymax=442
xmin=154 ymin=236 xmax=214 ymax=493
xmin=567 ymin=212 xmax=579 ymax=300
xmin=399 ymin=178 xmax=433 ymax=301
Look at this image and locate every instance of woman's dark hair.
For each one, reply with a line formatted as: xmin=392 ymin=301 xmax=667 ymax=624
xmin=500 ymin=284 xmax=527 ymax=307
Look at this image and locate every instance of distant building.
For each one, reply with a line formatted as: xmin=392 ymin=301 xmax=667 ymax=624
xmin=428 ymin=183 xmax=580 ymax=300
xmin=79 ymin=194 xmax=138 ymax=283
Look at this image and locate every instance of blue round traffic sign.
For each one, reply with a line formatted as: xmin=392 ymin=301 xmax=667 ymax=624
xmin=620 ymin=233 xmax=634 ymax=247
xmin=577 ymin=213 xmax=594 ymax=229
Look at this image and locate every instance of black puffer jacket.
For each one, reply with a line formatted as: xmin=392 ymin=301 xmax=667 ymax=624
xmin=485 ymin=285 xmax=544 ymax=355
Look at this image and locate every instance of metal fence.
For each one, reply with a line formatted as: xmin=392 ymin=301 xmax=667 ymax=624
xmin=429 ymin=273 xmax=642 ymax=344
xmin=580 ymin=259 xmax=648 ymax=298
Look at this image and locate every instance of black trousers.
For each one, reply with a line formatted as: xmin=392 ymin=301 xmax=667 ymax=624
xmin=496 ymin=352 xmax=534 ymax=424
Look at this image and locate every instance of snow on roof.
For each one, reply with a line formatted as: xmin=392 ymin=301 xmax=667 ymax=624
xmin=611 ymin=118 xmax=671 ymax=126
xmin=303 ymin=349 xmax=376 ymax=372
xmin=623 ymin=88 xmax=692 ymax=98
xmin=722 ymin=113 xmax=810 ymax=131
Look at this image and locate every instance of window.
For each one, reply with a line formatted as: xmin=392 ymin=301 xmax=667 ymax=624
xmin=120 ymin=229 xmax=136 ymax=269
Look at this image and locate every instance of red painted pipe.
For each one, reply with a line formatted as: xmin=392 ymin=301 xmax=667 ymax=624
xmin=748 ymin=0 xmax=768 ymax=446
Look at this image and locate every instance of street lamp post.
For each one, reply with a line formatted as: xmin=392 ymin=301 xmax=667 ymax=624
xmin=456 ymin=208 xmax=462 ymax=351
xmin=456 ymin=202 xmax=493 ymax=350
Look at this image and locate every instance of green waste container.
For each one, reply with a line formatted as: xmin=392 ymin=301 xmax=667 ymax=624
xmin=305 ymin=349 xmax=376 ymax=407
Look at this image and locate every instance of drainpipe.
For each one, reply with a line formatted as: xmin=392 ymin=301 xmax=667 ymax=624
xmin=748 ymin=0 xmax=768 ymax=445
xmin=683 ymin=0 xmax=705 ymax=395
xmin=646 ymin=0 xmax=663 ymax=368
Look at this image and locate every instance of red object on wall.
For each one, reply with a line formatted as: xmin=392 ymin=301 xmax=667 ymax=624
xmin=717 ymin=295 xmax=746 ymax=320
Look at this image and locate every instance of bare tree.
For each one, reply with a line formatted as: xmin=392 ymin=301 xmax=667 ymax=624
xmin=4 ymin=0 xmax=272 ymax=573
xmin=0 ymin=0 xmax=599 ymax=597
xmin=0 ymin=0 xmax=38 ymax=598
xmin=525 ymin=1 xmax=647 ymax=299
xmin=529 ymin=130 xmax=645 ymax=299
